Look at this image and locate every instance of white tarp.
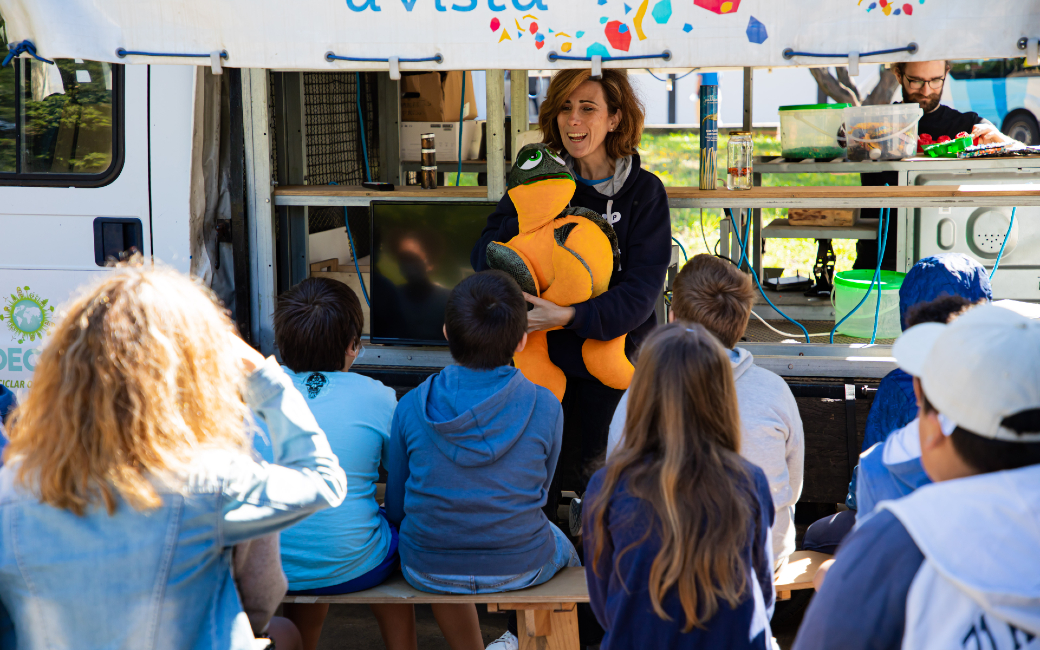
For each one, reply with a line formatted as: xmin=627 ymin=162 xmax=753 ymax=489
xmin=1 ymin=0 xmax=1038 ymax=72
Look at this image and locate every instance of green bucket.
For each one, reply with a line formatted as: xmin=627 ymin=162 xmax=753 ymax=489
xmin=832 ymin=270 xmax=906 ymax=339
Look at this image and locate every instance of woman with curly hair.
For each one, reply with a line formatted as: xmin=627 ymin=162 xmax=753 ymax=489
xmin=0 ymin=264 xmax=346 ymax=650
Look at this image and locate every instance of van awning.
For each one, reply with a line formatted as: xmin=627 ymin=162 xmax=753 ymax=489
xmin=2 ymin=0 xmax=1037 ymax=72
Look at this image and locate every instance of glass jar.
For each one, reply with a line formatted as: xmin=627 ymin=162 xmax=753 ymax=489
xmin=726 ymin=132 xmax=753 ymax=191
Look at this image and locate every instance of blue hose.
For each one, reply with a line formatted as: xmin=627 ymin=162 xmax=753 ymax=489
xmin=726 ymin=209 xmax=811 ymax=343
xmin=327 ymin=183 xmax=371 ymax=307
xmin=869 ymin=207 xmax=890 ymax=344
xmin=989 ymin=207 xmax=1016 ymax=279
xmin=671 ymin=237 xmax=688 ymax=263
xmin=830 ymin=207 xmax=888 ymax=344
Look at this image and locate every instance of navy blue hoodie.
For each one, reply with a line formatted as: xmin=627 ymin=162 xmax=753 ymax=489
xmin=385 ymin=365 xmax=563 ymax=576
xmin=470 ymin=154 xmax=672 ymax=381
xmin=583 ymin=459 xmax=776 ymax=650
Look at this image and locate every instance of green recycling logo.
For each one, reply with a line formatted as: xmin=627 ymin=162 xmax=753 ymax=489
xmin=1 ymin=286 xmax=55 ymax=343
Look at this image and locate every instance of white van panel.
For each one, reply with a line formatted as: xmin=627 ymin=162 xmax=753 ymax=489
xmin=0 ymin=64 xmax=195 ymax=389
xmin=149 ymin=65 xmax=196 ymax=272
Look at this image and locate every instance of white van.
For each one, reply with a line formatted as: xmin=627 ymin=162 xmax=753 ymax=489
xmin=0 ymin=56 xmax=197 ymax=389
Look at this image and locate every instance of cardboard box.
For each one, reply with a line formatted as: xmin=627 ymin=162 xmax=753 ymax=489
xmin=401 ymin=121 xmax=480 ymax=162
xmin=401 ymin=71 xmax=478 ymax=122
xmin=310 ymin=258 xmax=370 ymax=335
xmin=787 ymin=208 xmax=856 ymax=227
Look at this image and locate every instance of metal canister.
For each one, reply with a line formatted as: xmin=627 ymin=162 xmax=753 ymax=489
xmin=699 ymin=84 xmax=718 ymax=190
xmin=420 ymin=133 xmax=437 ymax=190
xmin=726 ymin=131 xmax=753 ymax=191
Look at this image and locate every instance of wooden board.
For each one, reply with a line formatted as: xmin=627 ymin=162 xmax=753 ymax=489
xmin=775 ymin=550 xmax=833 ymax=599
xmin=663 ymin=185 xmax=1040 ymax=200
xmin=274 ymin=185 xmax=490 ymax=199
xmin=787 ymin=208 xmax=855 ymax=226
xmin=282 ymin=567 xmax=589 ymax=605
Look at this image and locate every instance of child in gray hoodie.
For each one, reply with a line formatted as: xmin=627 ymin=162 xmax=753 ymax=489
xmin=607 ymin=255 xmax=804 ymax=568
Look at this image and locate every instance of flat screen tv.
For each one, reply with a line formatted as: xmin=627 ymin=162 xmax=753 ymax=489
xmin=370 ymin=201 xmax=497 ymax=345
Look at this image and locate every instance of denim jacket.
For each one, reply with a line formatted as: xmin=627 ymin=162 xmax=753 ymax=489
xmin=0 ymin=357 xmax=347 ymax=650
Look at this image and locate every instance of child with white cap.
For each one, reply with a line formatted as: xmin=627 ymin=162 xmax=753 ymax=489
xmin=793 ymin=304 xmax=1040 ymax=650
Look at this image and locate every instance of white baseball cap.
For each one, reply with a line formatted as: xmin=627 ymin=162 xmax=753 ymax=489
xmin=893 ymin=304 xmax=1040 ymax=442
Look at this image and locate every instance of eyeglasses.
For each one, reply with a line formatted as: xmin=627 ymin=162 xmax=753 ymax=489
xmin=904 ymin=76 xmax=945 ymax=90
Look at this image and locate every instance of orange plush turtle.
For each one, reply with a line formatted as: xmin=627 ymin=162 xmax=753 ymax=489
xmin=486 ymin=143 xmax=633 ymax=400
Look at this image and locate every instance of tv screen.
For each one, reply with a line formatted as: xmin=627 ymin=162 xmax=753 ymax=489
xmin=370 ymin=201 xmax=497 ymax=345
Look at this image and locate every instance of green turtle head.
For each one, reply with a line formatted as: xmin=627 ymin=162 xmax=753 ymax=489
xmin=507 ymin=143 xmax=572 ymax=190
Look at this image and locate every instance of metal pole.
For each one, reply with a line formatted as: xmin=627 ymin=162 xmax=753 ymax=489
xmin=486 ymin=69 xmax=507 ymax=201
xmin=242 ymin=68 xmax=278 ymax=355
xmin=742 ymin=67 xmax=756 ymax=277
xmin=742 ymin=67 xmax=753 ymax=131
xmin=510 ymin=69 xmax=529 ymax=160
xmin=378 ymin=73 xmax=402 ymax=185
xmin=667 ymin=73 xmax=676 ymax=124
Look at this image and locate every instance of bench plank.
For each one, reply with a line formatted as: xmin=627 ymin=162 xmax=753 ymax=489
xmin=775 ymin=550 xmax=832 ymax=600
xmin=282 ymin=567 xmax=589 ymax=605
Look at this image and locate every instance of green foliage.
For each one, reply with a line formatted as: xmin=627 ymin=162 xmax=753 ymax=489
xmin=640 ymin=132 xmax=862 ymax=277
xmin=0 ymin=53 xmax=114 ymax=174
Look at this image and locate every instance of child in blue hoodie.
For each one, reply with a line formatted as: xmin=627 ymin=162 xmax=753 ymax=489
xmin=386 ymin=270 xmax=577 ymax=649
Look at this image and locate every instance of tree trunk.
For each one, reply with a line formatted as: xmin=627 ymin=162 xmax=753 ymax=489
xmin=864 ymin=69 xmax=900 ymax=106
xmin=809 ymin=67 xmax=861 ymax=105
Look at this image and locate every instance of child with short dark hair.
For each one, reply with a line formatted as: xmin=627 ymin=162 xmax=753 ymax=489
xmin=853 ymin=295 xmax=973 ymax=523
xmin=254 ymin=277 xmax=412 ymax=650
xmin=386 ymin=270 xmax=576 ymax=650
xmin=794 ymin=305 xmax=1040 ymax=649
xmin=586 ymin=323 xmax=777 ymax=648
xmin=607 ymin=254 xmax=803 ymax=568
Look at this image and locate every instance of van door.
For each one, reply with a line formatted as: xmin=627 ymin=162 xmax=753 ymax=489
xmin=0 ymin=59 xmax=192 ymax=391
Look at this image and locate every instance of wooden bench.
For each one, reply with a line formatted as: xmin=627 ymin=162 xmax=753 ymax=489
xmin=284 ymin=567 xmax=588 ymax=650
xmin=284 ymin=550 xmax=832 ymax=646
xmin=774 ymin=550 xmax=833 ymax=601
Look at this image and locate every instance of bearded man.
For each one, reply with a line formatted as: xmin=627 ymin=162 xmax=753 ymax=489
xmin=855 ymin=60 xmax=1016 ymax=271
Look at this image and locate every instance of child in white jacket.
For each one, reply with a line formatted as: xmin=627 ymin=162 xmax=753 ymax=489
xmin=606 ymin=254 xmax=804 ymax=568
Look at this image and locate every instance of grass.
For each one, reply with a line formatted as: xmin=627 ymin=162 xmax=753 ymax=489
xmin=456 ymin=131 xmax=864 ymax=277
xmin=640 ymin=132 xmax=863 ymax=277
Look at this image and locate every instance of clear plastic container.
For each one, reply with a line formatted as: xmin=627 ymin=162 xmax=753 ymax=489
xmin=832 ymin=270 xmax=906 ymax=339
xmin=778 ymin=103 xmax=849 ymax=160
xmin=843 ymin=104 xmax=923 ymax=161
xmin=726 ymin=132 xmax=753 ymax=190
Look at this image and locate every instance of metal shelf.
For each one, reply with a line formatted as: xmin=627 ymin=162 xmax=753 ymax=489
xmin=665 ymin=184 xmax=1040 ymax=208
xmin=754 ymin=155 xmax=1040 ymax=175
xmin=762 ymin=218 xmax=877 ymax=240
xmin=402 ymin=159 xmax=490 ymax=173
xmin=273 ymin=185 xmax=492 ymax=206
xmin=276 ymin=184 xmax=1040 ymax=208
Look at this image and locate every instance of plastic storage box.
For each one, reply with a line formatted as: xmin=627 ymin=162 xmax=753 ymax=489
xmin=832 ymin=270 xmax=906 ymax=339
xmin=778 ymin=103 xmax=850 ymax=160
xmin=843 ymin=104 xmax=923 ymax=161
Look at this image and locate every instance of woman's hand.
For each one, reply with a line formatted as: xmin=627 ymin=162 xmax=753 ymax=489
xmin=231 ymin=334 xmax=266 ymax=373
xmin=523 ymin=293 xmax=576 ymax=332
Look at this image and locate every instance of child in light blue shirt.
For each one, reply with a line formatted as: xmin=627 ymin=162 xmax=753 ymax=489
xmin=254 ymin=277 xmax=412 ymax=650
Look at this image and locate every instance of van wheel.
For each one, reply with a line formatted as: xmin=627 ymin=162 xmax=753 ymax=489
xmin=1003 ymin=111 xmax=1040 ymax=145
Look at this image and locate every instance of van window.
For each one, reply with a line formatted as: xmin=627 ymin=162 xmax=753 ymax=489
xmin=0 ymin=62 xmax=13 ymax=173
xmin=949 ymin=59 xmax=1007 ymax=80
xmin=0 ymin=58 xmax=122 ymax=184
xmin=950 ymin=58 xmax=1040 ymax=80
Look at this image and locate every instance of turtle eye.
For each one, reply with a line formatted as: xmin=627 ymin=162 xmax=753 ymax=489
xmin=548 ymin=151 xmax=565 ymax=166
xmin=519 ymin=150 xmax=543 ymax=170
